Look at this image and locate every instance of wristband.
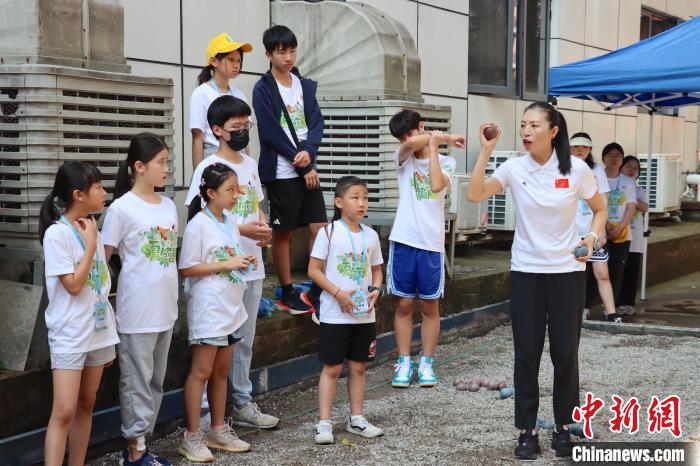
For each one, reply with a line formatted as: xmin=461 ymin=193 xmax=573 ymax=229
xmin=368 ymin=286 xmax=384 ymax=299
xmin=333 ymin=288 xmax=340 ymax=298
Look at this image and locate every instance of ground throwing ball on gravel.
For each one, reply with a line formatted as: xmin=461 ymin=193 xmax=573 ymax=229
xmin=499 ymin=387 xmax=515 ymax=399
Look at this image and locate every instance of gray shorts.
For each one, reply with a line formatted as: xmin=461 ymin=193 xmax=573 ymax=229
xmin=188 ymin=334 xmax=241 ymax=347
xmin=51 ymin=345 xmax=116 ymax=370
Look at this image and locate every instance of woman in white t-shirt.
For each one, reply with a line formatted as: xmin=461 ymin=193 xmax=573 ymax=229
xmin=101 ymin=132 xmax=177 ymax=465
xmin=619 ymin=155 xmax=649 ymax=314
xmin=190 ymin=33 xmax=252 ymax=167
xmin=39 ymin=161 xmax=119 ymax=466
xmin=570 ymin=132 xmax=619 ymax=323
xmin=178 ymin=164 xmax=257 ymax=461
xmin=467 ymin=102 xmax=606 ymax=460
xmin=308 ymin=176 xmax=385 ymax=445
xmin=601 ymin=143 xmax=637 ymax=314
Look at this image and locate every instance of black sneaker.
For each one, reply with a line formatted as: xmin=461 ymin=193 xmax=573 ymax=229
xmin=514 ymin=430 xmax=541 ymax=460
xmin=301 ymin=291 xmax=320 ymax=325
xmin=551 ymin=427 xmax=574 ymax=457
xmin=606 ymin=313 xmax=623 ymax=323
xmin=277 ymin=290 xmax=312 ymax=315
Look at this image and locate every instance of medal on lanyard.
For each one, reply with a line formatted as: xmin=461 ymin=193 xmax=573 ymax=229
xmin=204 ymin=208 xmax=254 ymax=278
xmin=339 ymin=220 xmax=369 ymax=317
xmin=59 ymin=215 xmax=109 ymax=331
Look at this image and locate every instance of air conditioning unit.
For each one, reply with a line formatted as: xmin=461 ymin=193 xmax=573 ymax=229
xmin=484 ymin=151 xmax=524 ymax=231
xmin=637 ymin=154 xmax=682 ymax=213
xmin=449 ymin=173 xmax=486 ymax=232
xmin=317 ymin=100 xmax=451 ymax=221
xmin=0 ymin=65 xmax=175 ymax=248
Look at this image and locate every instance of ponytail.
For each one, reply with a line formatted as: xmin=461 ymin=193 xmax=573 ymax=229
xmin=197 ymin=66 xmax=214 ymax=85
xmin=114 ymin=132 xmax=168 ymax=199
xmin=38 ymin=189 xmax=60 ymax=245
xmin=187 ymin=196 xmax=203 ymax=222
xmin=187 ymin=163 xmax=237 ymax=222
xmin=38 ymin=161 xmax=102 ymax=244
xmin=523 ymin=102 xmax=571 ymax=175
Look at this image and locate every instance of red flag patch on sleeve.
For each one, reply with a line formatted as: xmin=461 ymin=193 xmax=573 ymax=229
xmin=555 ymin=178 xmax=569 ymax=189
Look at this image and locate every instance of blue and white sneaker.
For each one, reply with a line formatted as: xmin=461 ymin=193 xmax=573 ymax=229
xmin=392 ymin=355 xmax=414 ymax=388
xmin=417 ymin=356 xmax=437 ymax=387
xmin=120 ymin=448 xmax=172 ymax=466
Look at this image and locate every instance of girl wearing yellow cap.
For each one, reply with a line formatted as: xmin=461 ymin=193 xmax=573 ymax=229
xmin=190 ymin=33 xmax=253 ymax=168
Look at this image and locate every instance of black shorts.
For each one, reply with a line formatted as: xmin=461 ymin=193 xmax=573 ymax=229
xmin=266 ymin=177 xmax=327 ymax=230
xmin=318 ymin=323 xmax=377 ymax=365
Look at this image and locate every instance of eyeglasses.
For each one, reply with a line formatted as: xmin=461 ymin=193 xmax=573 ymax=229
xmin=224 ymin=122 xmax=255 ymax=133
xmin=605 ymin=155 xmax=624 ymax=160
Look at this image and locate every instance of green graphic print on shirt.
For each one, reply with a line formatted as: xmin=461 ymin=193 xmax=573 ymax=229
xmin=232 ymin=183 xmax=259 ymax=217
xmin=86 ymin=258 xmax=109 ymax=294
xmin=211 ymin=246 xmax=245 ymax=284
xmin=140 ymin=226 xmax=177 ymax=267
xmin=336 ymin=251 xmax=368 ymax=283
xmin=280 ymin=103 xmax=306 ymax=132
xmin=410 ymin=172 xmax=438 ymax=201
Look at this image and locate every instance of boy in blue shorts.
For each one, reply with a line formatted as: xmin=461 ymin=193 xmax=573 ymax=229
xmin=387 ymin=110 xmax=464 ymax=388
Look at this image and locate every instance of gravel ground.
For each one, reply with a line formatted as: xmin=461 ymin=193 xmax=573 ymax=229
xmin=90 ymin=324 xmax=699 ymax=465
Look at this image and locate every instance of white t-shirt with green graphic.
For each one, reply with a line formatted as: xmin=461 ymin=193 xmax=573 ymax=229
xmin=276 ymin=74 xmax=308 ymax=180
xmin=310 ymin=221 xmax=384 ymax=325
xmin=606 ymin=173 xmax=637 ymax=242
xmin=101 ymin=192 xmax=179 ymax=333
xmin=576 ymin=163 xmax=610 ymax=237
xmin=179 ymin=211 xmax=248 ymax=340
xmin=389 ymin=149 xmax=457 ymax=253
xmin=185 ymin=154 xmax=265 ymax=281
xmin=43 ymin=224 xmax=119 ymax=353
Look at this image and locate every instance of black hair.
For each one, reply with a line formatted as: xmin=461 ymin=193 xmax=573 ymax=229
xmin=389 ymin=109 xmax=422 ymax=140
xmin=621 ymin=155 xmax=641 ymax=178
xmin=207 ymin=95 xmax=252 ymax=133
xmin=114 ymin=132 xmax=168 ymax=199
xmin=523 ymin=101 xmax=571 ymax=175
xmin=187 ymin=163 xmax=238 ymax=221
xmin=601 ymin=142 xmax=625 ymax=159
xmin=39 ymin=161 xmax=102 ymax=244
xmin=263 ymin=25 xmax=298 ymax=53
xmin=570 ymin=131 xmax=596 ymax=169
xmin=332 ymin=176 xmax=367 ymax=222
xmin=324 ymin=176 xmax=368 ymax=246
xmin=197 ymin=50 xmax=244 ymax=85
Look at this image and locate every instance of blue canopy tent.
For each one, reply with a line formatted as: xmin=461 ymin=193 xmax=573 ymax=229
xmin=549 ymin=15 xmax=700 ymax=300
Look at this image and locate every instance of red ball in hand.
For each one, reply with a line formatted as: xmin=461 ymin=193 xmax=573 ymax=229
xmin=484 ymin=125 xmax=498 ymax=140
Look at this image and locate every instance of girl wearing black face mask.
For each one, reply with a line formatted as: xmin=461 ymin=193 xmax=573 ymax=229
xmin=184 ymin=95 xmax=278 ymax=432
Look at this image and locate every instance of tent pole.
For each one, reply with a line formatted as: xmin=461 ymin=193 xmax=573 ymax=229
xmin=640 ymin=109 xmax=654 ymax=301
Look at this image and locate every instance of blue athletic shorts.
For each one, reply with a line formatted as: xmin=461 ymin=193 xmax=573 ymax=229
xmin=387 ymin=241 xmax=444 ymax=300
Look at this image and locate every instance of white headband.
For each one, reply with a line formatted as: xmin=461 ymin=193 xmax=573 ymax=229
xmin=570 ymin=136 xmax=593 ymax=147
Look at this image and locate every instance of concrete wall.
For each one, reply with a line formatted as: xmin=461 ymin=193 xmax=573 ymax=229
xmin=121 ymin=0 xmax=699 ymax=190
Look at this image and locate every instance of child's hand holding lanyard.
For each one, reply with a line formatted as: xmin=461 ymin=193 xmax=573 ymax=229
xmin=338 ymin=220 xmax=370 ymax=317
xmin=60 ymin=215 xmax=110 ymax=331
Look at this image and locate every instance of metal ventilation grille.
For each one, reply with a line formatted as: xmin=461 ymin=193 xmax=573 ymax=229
xmin=0 ymin=67 xmax=174 ymax=241
xmin=638 ymin=154 xmax=682 ymax=213
xmin=316 ymin=101 xmax=451 ymax=216
xmin=485 ymin=151 xmax=521 ymax=230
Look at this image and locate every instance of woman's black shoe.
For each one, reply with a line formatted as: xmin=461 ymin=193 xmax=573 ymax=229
xmin=514 ymin=430 xmax=541 ymax=460
xmin=551 ymin=427 xmax=574 ymax=457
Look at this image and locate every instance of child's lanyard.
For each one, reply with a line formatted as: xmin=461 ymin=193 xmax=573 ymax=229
xmin=59 ymin=215 xmax=107 ymax=299
xmin=209 ymin=78 xmax=232 ymax=97
xmin=204 ymin=207 xmax=236 ymax=245
xmin=204 ymin=207 xmax=252 ymax=276
xmin=338 ymin=220 xmax=366 ymax=287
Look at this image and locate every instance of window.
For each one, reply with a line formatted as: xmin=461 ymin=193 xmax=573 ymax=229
xmin=468 ymin=0 xmax=550 ymax=100
xmin=640 ymin=8 xmax=680 ymax=40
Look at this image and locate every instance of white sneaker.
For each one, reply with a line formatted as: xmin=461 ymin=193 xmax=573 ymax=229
xmin=346 ymin=415 xmax=384 ymax=438
xmin=582 ymin=308 xmax=590 ymax=320
xmin=206 ymin=420 xmax=251 ymax=453
xmin=231 ymin=402 xmax=279 ymax=429
xmin=315 ymin=421 xmax=334 ymax=445
xmin=178 ymin=431 xmax=214 ymax=463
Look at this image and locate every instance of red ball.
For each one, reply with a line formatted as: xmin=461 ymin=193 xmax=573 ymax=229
xmin=484 ymin=125 xmax=498 ymax=140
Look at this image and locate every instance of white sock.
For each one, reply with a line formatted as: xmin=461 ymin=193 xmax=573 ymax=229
xmin=350 ymin=414 xmax=364 ymax=422
xmin=318 ymin=419 xmax=332 ymax=425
